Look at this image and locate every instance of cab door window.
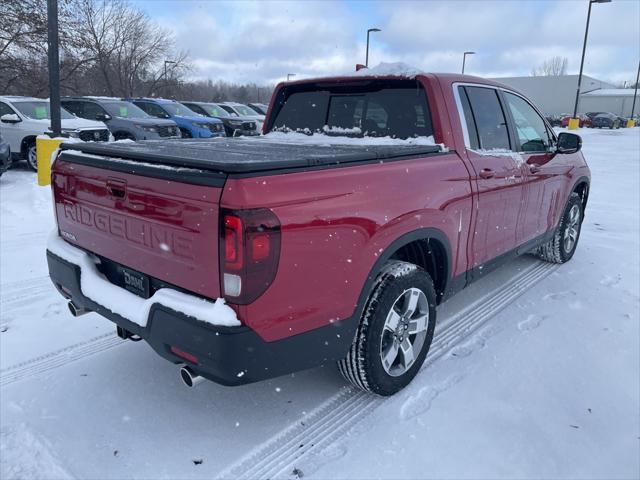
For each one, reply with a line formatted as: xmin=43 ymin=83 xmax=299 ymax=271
xmin=504 ymin=92 xmax=552 ymax=152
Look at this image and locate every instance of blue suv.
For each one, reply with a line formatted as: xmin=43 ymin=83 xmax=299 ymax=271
xmin=128 ymin=98 xmax=225 ymax=138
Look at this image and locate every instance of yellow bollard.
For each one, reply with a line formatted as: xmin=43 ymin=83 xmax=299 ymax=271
xmin=36 ymin=136 xmax=64 ymax=186
xmin=627 ymin=119 xmax=636 ymax=128
xmin=567 ymin=118 xmax=580 ymax=130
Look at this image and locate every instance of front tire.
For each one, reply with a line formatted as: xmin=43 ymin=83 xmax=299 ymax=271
xmin=338 ymin=261 xmax=437 ymax=396
xmin=536 ymin=193 xmax=583 ymax=264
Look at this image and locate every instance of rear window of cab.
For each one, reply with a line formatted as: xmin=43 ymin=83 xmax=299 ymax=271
xmin=269 ymin=79 xmax=433 ymax=139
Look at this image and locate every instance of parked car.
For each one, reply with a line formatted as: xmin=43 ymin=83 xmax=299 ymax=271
xmin=560 ymin=114 xmax=589 ymax=128
xmin=616 ymin=116 xmax=628 ymax=128
xmin=181 ymin=101 xmax=259 ymax=136
xmin=46 ymin=72 xmax=590 ymax=396
xmin=545 ymin=115 xmax=562 ymax=127
xmin=248 ymin=103 xmax=269 ymax=115
xmin=221 ymin=102 xmax=265 ymax=130
xmin=0 ymin=131 xmax=10 ymax=177
xmin=0 ymin=96 xmax=111 ymax=171
xmin=62 ymin=97 xmax=181 ymax=141
xmin=584 ymin=112 xmax=604 ymax=127
xmin=128 ymin=98 xmax=225 ymax=138
xmin=591 ymin=113 xmax=620 ymax=129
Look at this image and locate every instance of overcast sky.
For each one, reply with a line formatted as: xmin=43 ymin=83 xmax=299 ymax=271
xmin=132 ymin=0 xmax=640 ymax=86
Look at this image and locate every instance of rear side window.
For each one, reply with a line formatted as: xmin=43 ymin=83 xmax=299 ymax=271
xmin=464 ymin=86 xmax=511 ymax=150
xmin=270 ymin=81 xmax=433 ymax=139
xmin=457 ymin=87 xmax=479 ymax=150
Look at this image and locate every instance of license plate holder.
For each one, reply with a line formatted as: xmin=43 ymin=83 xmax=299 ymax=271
xmin=117 ymin=265 xmax=150 ymax=298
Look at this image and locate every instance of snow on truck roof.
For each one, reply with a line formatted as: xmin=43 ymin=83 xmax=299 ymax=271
xmin=283 ymin=62 xmax=504 ymax=88
xmin=346 ymin=62 xmax=426 ymax=78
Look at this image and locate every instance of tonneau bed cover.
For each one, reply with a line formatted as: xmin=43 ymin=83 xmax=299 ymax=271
xmin=58 ymin=137 xmax=442 ymax=175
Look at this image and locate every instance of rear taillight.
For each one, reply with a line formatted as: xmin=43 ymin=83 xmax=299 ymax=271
xmin=220 ymin=208 xmax=281 ymax=304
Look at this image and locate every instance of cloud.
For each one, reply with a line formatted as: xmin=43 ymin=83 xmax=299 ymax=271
xmin=148 ymin=0 xmax=639 ymax=85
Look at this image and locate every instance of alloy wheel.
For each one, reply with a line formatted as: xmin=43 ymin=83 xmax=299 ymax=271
xmin=379 ymin=288 xmax=429 ymax=377
xmin=563 ymin=204 xmax=581 ymax=253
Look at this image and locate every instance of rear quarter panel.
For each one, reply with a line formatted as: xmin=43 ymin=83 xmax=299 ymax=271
xmin=222 ymin=152 xmax=473 ymax=342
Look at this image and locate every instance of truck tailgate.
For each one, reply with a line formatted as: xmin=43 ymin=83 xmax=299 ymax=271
xmin=51 ymin=155 xmax=224 ymax=299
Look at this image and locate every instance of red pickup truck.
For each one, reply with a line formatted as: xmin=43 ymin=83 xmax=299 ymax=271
xmin=46 ymin=73 xmax=590 ymax=396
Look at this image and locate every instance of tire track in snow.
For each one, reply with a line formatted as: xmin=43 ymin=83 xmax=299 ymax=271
xmin=216 ymin=261 xmax=559 ymax=480
xmin=0 ymin=276 xmax=54 ymax=314
xmin=1 ymin=232 xmax=48 ymax=251
xmin=0 ymin=333 xmax=124 ymax=388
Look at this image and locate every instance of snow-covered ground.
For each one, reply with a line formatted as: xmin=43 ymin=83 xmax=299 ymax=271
xmin=1 ymin=128 xmax=638 ymax=479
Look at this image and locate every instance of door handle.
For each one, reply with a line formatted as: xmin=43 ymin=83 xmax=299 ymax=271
xmin=529 ymin=164 xmax=541 ymax=174
xmin=479 ymin=168 xmax=495 ymax=179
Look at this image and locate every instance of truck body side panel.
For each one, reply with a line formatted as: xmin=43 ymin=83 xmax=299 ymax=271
xmin=222 ymin=151 xmax=473 ymax=342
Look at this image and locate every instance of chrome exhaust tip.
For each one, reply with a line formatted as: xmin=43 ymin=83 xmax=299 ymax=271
xmin=68 ymin=301 xmax=89 ymax=317
xmin=180 ymin=366 xmax=205 ymax=387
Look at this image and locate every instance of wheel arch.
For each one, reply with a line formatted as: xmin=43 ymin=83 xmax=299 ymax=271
xmin=20 ymin=135 xmax=37 ymax=155
xmin=354 ymin=228 xmax=452 ymax=321
xmin=571 ymin=176 xmax=590 ymax=213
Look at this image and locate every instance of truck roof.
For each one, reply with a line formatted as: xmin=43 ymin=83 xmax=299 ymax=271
xmin=59 ymin=137 xmax=442 ymax=175
xmin=281 ymin=71 xmax=509 ymax=91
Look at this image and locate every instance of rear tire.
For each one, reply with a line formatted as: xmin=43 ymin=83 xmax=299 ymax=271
xmin=179 ymin=128 xmax=192 ymax=138
xmin=25 ymin=142 xmax=37 ymax=172
xmin=338 ymin=261 xmax=437 ymax=396
xmin=536 ymin=193 xmax=583 ymax=264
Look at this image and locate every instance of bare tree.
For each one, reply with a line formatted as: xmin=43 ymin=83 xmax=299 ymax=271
xmin=1 ymin=0 xmax=190 ymax=97
xmin=531 ymin=56 xmax=569 ymax=77
xmin=72 ymin=0 xmax=189 ymax=97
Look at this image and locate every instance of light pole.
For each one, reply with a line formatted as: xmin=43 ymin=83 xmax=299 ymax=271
xmin=365 ymin=28 xmax=381 ymax=68
xmin=570 ymin=0 xmax=611 ymax=129
xmin=462 ymin=51 xmax=475 ymax=75
xmin=47 ymin=0 xmax=61 ymax=137
xmin=287 ymin=73 xmax=296 ymax=81
xmin=164 ymin=60 xmax=176 ymax=94
xmin=629 ymin=60 xmax=639 ymax=127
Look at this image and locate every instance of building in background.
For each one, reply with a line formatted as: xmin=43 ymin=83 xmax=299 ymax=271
xmin=489 ymin=75 xmax=634 ymax=116
xmin=579 ymin=89 xmax=637 ymax=117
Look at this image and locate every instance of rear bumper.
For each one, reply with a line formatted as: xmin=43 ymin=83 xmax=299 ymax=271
xmin=47 ymin=250 xmax=355 ymax=386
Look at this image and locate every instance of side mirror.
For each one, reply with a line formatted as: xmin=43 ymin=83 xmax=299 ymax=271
xmin=557 ymin=132 xmax=581 ymax=154
xmin=0 ymin=113 xmax=21 ymax=124
xmin=95 ymin=112 xmax=111 ymax=121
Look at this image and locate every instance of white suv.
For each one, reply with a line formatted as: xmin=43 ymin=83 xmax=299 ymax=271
xmin=0 ymin=96 xmax=112 ymax=171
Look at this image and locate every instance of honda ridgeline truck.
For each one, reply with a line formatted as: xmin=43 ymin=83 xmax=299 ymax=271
xmin=46 ymin=71 xmax=590 ymax=396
